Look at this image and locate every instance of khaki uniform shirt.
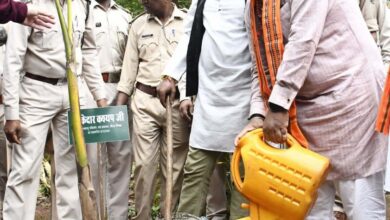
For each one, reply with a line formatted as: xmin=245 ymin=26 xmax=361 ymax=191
xmin=359 ymin=0 xmax=390 ymax=66
xmin=92 ymin=1 xmax=131 ymax=76
xmin=117 ymin=5 xmax=186 ymax=96
xmin=3 ymin=0 xmax=106 ymax=120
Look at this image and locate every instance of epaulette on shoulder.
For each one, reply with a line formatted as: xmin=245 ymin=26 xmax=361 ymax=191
xmin=129 ymin=12 xmax=146 ymax=26
xmin=116 ymin=4 xmax=131 ymax=15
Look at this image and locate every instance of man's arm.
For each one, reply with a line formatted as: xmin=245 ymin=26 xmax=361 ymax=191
xmin=235 ymin=4 xmax=267 ymax=145
xmin=0 ymin=0 xmax=27 ymax=24
xmin=81 ymin=5 xmax=107 ymax=106
xmin=268 ymin=0 xmax=328 ymax=109
xmin=157 ymin=0 xmax=198 ymax=106
xmin=162 ymin=0 xmax=198 ymax=81
xmin=177 ymin=73 xmax=194 ymax=121
xmin=263 ymin=0 xmax=328 ymax=143
xmin=377 ymin=0 xmax=390 ymax=69
xmin=115 ymin=24 xmax=139 ymax=105
xmin=3 ymin=23 xmax=30 ymax=120
xmin=3 ymin=23 xmax=30 ymax=143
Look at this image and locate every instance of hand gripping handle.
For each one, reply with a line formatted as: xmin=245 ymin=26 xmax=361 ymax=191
xmin=231 ymin=129 xmax=300 ymax=193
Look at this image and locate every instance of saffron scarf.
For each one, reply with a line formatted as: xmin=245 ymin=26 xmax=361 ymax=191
xmin=250 ymin=0 xmax=308 ymax=147
xmin=376 ymin=67 xmax=390 ymax=134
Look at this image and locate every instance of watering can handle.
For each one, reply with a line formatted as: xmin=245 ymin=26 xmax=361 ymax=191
xmin=231 ymin=129 xmax=301 ymax=193
xmin=255 ymin=129 xmax=299 ymax=150
xmin=231 ymin=148 xmax=244 ymax=192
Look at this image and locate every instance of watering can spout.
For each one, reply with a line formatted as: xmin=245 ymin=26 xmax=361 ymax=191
xmin=231 ymin=129 xmax=330 ymax=220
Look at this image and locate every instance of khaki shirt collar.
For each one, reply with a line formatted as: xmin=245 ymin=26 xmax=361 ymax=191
xmin=147 ymin=4 xmax=184 ymax=24
xmin=92 ymin=0 xmax=119 ymax=11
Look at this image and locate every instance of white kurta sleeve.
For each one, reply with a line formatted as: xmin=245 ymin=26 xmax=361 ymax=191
xmin=163 ymin=0 xmax=198 ymax=81
xmin=245 ymin=0 xmax=267 ymax=117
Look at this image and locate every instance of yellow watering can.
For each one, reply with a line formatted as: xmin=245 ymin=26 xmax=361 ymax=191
xmin=231 ymin=129 xmax=330 ymax=220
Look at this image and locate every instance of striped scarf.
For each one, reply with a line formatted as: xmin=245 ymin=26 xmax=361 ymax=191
xmin=250 ymin=0 xmax=308 ymax=147
xmin=376 ymin=67 xmax=390 ymax=134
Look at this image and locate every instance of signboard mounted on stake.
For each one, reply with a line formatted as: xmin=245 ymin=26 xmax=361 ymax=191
xmin=68 ymin=105 xmax=130 ymax=144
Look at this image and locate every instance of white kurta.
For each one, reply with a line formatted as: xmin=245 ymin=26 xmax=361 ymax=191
xmin=164 ymin=0 xmax=252 ymax=152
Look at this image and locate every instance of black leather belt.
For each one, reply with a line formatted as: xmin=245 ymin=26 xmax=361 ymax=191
xmin=25 ymin=72 xmax=66 ymax=85
xmin=136 ymin=82 xmax=180 ymax=99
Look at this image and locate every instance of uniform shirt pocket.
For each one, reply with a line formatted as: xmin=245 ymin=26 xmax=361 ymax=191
xmin=95 ymin=29 xmax=106 ymax=49
xmin=138 ymin=35 xmax=159 ymax=60
xmin=31 ymin=28 xmax=59 ymax=49
xmin=166 ymin=28 xmax=180 ymax=46
xmin=73 ymin=20 xmax=85 ymax=48
xmin=165 ymin=27 xmax=182 ymax=56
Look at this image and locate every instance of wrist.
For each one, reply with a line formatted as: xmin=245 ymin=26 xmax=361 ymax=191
xmin=115 ymin=92 xmax=129 ymax=105
xmin=248 ymin=114 xmax=265 ymax=121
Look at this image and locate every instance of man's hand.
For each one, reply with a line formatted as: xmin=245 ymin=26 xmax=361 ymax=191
xmin=179 ymin=99 xmax=193 ymax=121
xmin=235 ymin=116 xmax=264 ymax=145
xmin=157 ymin=76 xmax=176 ymax=108
xmin=4 ymin=120 xmax=22 ymax=144
xmin=263 ymin=110 xmax=289 ymax=144
xmin=23 ymin=4 xmax=55 ymax=30
xmin=96 ymin=98 xmax=108 ymax=107
xmin=112 ymin=92 xmax=129 ymax=106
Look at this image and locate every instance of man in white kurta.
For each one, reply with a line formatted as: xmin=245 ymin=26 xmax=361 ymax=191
xmin=157 ymin=0 xmax=251 ymax=218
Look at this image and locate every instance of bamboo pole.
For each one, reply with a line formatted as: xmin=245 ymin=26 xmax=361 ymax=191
xmin=54 ymin=1 xmax=98 ymax=219
xmin=165 ymin=96 xmax=173 ymax=220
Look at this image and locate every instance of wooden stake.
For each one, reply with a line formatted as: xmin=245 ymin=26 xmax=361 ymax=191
xmin=165 ymin=96 xmax=173 ymax=220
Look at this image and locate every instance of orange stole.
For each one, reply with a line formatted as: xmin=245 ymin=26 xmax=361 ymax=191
xmin=250 ymin=0 xmax=308 ymax=147
xmin=376 ymin=67 xmax=390 ymax=134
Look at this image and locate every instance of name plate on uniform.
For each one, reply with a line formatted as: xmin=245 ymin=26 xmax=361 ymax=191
xmin=68 ymin=106 xmax=130 ymax=144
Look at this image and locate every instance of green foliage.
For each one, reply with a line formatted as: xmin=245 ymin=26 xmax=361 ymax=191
xmin=116 ymin=0 xmax=191 ymax=17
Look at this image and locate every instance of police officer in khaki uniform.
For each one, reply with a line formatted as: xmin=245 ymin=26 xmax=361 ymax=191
xmin=2 ymin=0 xmax=107 ymax=218
xmin=114 ymin=0 xmax=189 ymax=219
xmin=0 ymin=25 xmax=7 ymax=220
xmin=89 ymin=0 xmax=132 ymax=219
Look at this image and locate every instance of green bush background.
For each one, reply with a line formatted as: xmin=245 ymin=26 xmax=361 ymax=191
xmin=116 ymin=0 xmax=191 ymax=16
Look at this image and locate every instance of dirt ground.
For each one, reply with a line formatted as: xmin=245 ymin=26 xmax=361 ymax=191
xmin=35 ymin=196 xmax=51 ymax=220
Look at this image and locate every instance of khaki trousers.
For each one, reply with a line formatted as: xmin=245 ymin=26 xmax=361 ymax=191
xmin=206 ymin=162 xmax=228 ymax=220
xmin=3 ymin=77 xmax=84 ymax=220
xmin=0 ymin=105 xmax=7 ymax=220
xmin=131 ymin=89 xmax=190 ymax=220
xmin=177 ymin=147 xmax=248 ymax=219
xmin=84 ymin=83 xmax=133 ymax=220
